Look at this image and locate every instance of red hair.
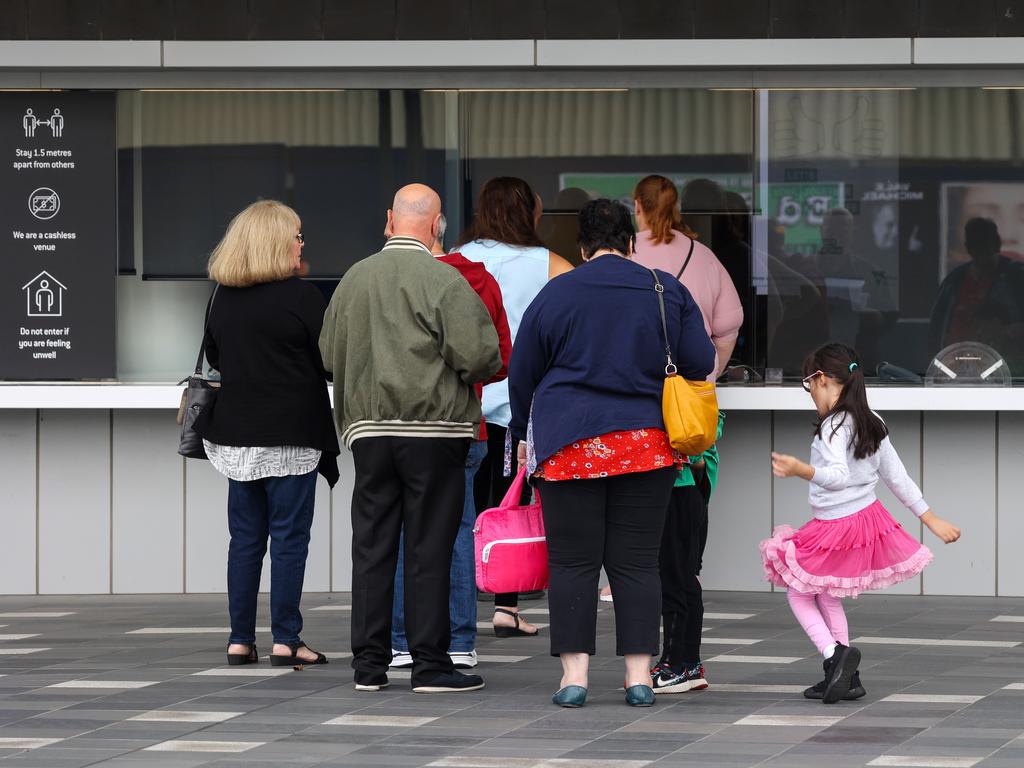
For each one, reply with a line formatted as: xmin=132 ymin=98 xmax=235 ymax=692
xmin=634 ymin=175 xmax=690 ymax=246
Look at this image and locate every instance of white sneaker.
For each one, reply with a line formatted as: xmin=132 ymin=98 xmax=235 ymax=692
xmin=449 ymin=650 xmax=478 ymax=669
xmin=389 ymin=650 xmax=413 ymax=668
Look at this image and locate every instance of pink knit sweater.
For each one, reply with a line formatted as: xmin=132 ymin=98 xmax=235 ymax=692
xmin=633 ymin=229 xmax=744 ymax=377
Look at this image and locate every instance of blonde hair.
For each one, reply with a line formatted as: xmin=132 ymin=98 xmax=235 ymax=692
xmin=207 ymin=200 xmax=299 ymax=287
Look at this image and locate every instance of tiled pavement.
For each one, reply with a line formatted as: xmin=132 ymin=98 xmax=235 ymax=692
xmin=0 ymin=592 xmax=1023 ymax=767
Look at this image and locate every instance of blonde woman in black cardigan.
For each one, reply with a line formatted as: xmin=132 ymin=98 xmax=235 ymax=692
xmin=194 ymin=200 xmax=339 ymax=669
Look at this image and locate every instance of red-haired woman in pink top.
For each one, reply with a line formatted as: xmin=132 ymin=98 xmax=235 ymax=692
xmin=620 ymin=174 xmax=744 ymax=695
xmin=632 ymin=175 xmax=743 ymax=378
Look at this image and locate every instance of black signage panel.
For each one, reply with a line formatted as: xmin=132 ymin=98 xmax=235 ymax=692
xmin=0 ymin=92 xmax=116 ymax=380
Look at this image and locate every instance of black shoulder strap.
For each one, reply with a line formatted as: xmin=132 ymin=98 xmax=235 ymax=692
xmin=648 ymin=269 xmax=677 ymax=376
xmin=675 ymin=236 xmax=695 ymax=280
xmin=193 ymin=284 xmax=219 ymax=377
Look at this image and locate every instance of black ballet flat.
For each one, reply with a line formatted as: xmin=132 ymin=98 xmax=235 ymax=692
xmin=226 ymin=644 xmax=258 ymax=666
xmin=493 ymin=608 xmax=540 ymax=638
xmin=270 ymin=642 xmax=328 ymax=667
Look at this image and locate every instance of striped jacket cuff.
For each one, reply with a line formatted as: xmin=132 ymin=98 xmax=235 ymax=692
xmin=342 ymin=420 xmax=476 ymax=449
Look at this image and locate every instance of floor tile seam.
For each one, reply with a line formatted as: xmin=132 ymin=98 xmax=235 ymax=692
xmin=882 ymin=682 xmax=1001 ymax=711
xmin=82 ymin=671 xmax=339 ymax=753
xmin=648 ymin=711 xmax=761 ymax=755
xmin=0 ymin=724 xmax=99 ymax=752
xmin=868 ymin=738 xmax=1007 ymax=767
xmin=2 ymin=693 xmax=88 ymax=731
xmin=475 ymin=707 xmax=606 ymax=751
xmin=871 ymin=698 xmax=1005 ymax=767
xmin=677 ymin=735 xmax=793 ymax=767
xmin=64 ymin=705 xmax=293 ymax=766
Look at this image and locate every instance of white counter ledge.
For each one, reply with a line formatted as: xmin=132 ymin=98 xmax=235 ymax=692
xmin=0 ymin=384 xmax=1022 ymax=411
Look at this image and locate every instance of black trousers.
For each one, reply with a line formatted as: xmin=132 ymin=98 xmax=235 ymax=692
xmin=472 ymin=424 xmax=519 ymax=609
xmin=350 ymin=436 xmax=469 ymax=685
xmin=536 ymin=467 xmax=676 ymax=656
xmin=659 ymin=483 xmax=709 ymax=668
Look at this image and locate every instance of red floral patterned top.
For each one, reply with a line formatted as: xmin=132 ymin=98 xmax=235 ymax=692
xmin=535 ymin=428 xmax=682 ymax=481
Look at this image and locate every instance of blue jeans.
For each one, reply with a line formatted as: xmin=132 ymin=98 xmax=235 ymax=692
xmin=226 ymin=470 xmax=317 ymax=647
xmin=392 ymin=439 xmax=486 ymax=653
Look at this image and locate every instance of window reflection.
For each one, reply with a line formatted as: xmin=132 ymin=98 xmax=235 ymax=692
xmin=112 ymin=85 xmax=1024 ymax=384
xmin=130 ymin=90 xmax=451 ymax=280
xmin=461 ymin=88 xmax=756 ymax=361
xmin=763 ymin=88 xmax=1024 ymax=382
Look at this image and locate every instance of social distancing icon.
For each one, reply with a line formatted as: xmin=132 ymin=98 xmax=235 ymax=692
xmin=23 ymin=107 xmax=66 ymax=138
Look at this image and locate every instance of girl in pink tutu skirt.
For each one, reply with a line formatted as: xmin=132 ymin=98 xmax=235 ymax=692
xmin=761 ymin=343 xmax=960 ymax=704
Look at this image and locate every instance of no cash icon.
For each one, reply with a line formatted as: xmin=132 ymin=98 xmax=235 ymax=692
xmin=29 ymin=187 xmax=60 ymax=220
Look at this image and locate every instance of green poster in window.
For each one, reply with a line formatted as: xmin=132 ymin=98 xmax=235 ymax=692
xmin=557 ymin=173 xmax=843 ymax=257
xmin=765 ymin=182 xmax=845 ymax=256
xmin=559 ymin=172 xmax=753 ymax=210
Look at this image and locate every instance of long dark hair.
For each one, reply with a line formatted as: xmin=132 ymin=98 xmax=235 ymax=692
xmin=803 ymin=343 xmax=888 ymax=459
xmin=458 ymin=176 xmax=545 ymax=248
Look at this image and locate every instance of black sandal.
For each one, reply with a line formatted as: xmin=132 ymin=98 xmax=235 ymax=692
xmin=493 ymin=608 xmax=540 ymax=638
xmin=226 ymin=644 xmax=258 ymax=666
xmin=269 ymin=642 xmax=328 ymax=667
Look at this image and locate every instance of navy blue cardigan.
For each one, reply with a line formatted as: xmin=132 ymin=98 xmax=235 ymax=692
xmin=507 ymin=254 xmax=715 ymax=465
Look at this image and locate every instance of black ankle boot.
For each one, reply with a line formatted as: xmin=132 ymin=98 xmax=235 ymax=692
xmin=822 ymin=644 xmax=861 ymax=704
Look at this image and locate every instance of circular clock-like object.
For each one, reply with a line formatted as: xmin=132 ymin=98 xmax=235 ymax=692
xmin=924 ymin=342 xmax=1012 ymax=386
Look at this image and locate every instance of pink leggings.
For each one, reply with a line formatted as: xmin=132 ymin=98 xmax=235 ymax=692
xmin=786 ymin=588 xmax=849 ymax=654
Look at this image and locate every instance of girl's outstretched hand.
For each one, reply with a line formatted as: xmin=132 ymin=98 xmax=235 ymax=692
xmin=921 ymin=510 xmax=961 ymax=543
xmin=771 ymin=451 xmax=815 ymax=480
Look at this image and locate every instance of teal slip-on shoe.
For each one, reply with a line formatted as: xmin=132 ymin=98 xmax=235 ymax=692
xmin=552 ymin=685 xmax=588 ymax=707
xmin=625 ymin=684 xmax=656 ymax=707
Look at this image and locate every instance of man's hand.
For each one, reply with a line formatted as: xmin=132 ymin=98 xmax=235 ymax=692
xmin=517 ymin=440 xmax=527 ymax=471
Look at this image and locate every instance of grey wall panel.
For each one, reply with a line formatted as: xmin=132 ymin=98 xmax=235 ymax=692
xmin=922 ymin=412 xmax=997 ymax=596
xmin=332 ymin=449 xmax=356 ymax=592
xmin=997 ymin=412 xmax=1024 ymax=597
xmin=112 ymin=411 xmax=184 ymax=593
xmin=874 ymin=412 xmax=923 ymax=596
xmin=184 ymin=459 xmax=229 ymax=593
xmin=771 ymin=410 xmax=815 ymax=536
xmin=38 ymin=410 xmax=110 ymax=594
xmin=701 ymin=411 xmax=773 ymax=592
xmin=0 ymin=410 xmax=37 ymax=594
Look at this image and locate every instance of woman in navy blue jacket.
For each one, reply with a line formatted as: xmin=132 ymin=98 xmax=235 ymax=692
xmin=508 ymin=199 xmax=714 ymax=707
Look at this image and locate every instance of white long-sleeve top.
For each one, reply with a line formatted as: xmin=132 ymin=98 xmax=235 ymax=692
xmin=809 ymin=413 xmax=930 ymax=521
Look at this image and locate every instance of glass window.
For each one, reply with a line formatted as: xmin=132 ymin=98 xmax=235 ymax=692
xmin=761 ymin=87 xmax=1024 ymax=384
xmin=115 ymin=89 xmax=456 ymax=380
xmin=460 ymin=87 xmax=757 ymax=361
xmin=107 ymin=83 xmax=1023 ymax=385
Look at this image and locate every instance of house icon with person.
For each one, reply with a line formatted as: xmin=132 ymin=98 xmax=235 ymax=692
xmin=22 ymin=270 xmax=67 ymax=317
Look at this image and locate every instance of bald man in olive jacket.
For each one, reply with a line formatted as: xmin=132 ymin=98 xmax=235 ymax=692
xmin=320 ymin=184 xmax=500 ymax=695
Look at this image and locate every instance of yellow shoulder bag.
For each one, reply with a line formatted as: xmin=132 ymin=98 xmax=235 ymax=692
xmin=649 ymin=268 xmax=719 ymax=455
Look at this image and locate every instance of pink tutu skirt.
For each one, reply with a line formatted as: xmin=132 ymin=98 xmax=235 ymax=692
xmin=759 ymin=500 xmax=933 ymax=599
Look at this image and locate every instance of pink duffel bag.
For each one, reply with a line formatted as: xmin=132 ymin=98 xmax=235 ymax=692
xmin=474 ymin=466 xmax=548 ymax=594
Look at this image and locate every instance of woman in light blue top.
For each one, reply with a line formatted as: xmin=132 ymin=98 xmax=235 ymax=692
xmin=457 ymin=176 xmax=573 ymax=636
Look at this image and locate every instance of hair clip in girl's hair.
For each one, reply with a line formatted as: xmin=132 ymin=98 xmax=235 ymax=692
xmin=848 ymin=362 xmax=859 ymax=372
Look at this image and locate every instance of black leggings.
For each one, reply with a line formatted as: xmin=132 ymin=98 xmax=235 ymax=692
xmin=536 ymin=467 xmax=676 ymax=656
xmin=472 ymin=424 xmax=519 ymax=609
xmin=659 ymin=484 xmax=708 ymax=667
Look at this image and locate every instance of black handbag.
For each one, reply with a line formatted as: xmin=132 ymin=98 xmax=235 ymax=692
xmin=176 ymin=286 xmax=220 ymax=459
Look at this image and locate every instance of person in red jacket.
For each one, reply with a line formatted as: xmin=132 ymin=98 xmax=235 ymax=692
xmin=389 ymin=215 xmax=512 ymax=670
